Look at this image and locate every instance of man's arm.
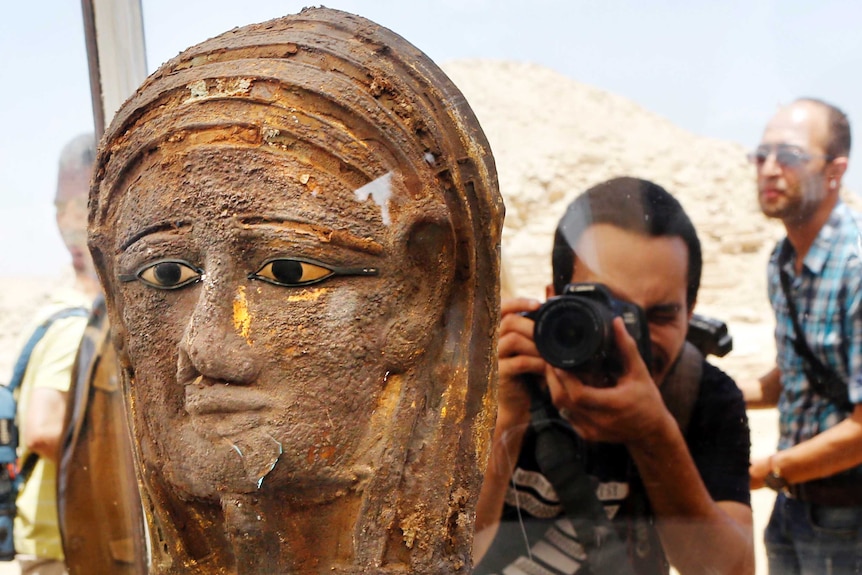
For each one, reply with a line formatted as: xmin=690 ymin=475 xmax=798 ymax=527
xmin=19 ymin=314 xmax=86 ymax=464
xmin=752 ymin=266 xmax=862 ymax=486
xmin=473 ymin=298 xmax=542 ymax=563
xmin=626 ymin=411 xmax=754 ymax=575
xmin=23 ymin=388 xmax=68 ymax=463
xmin=547 ymin=319 xmax=754 ymax=575
xmin=739 ymin=365 xmax=782 ymax=408
xmin=473 ymin=405 xmax=528 ymax=562
xmin=751 ymin=403 xmax=862 ymax=487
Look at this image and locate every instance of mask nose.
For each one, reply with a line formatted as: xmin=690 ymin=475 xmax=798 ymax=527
xmin=177 ymin=283 xmax=262 ymax=386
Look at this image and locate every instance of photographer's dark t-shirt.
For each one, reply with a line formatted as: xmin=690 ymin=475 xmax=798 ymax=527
xmin=474 ymin=361 xmax=750 ymax=575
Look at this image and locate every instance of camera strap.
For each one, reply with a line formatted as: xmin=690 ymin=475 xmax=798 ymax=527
xmin=522 ymin=344 xmax=710 ymax=574
xmin=659 ymin=342 xmax=703 ymax=436
xmin=777 ymin=243 xmax=853 ymax=412
xmin=525 ymin=376 xmax=636 ymax=575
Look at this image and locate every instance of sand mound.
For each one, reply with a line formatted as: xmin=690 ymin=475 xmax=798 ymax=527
xmin=442 ymin=59 xmax=789 ymax=378
xmin=444 ymin=60 xmax=783 ymax=301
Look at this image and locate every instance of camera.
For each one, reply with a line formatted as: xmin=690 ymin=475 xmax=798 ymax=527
xmin=525 ymin=283 xmax=652 ymax=380
xmin=687 ymin=314 xmax=732 ymax=358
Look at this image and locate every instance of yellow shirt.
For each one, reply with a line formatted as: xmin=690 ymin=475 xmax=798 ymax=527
xmin=13 ymin=289 xmax=91 ymax=560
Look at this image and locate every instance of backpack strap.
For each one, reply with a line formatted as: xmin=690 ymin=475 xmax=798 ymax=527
xmin=62 ymin=297 xmax=109 ymax=471
xmin=776 ymin=242 xmax=853 ymax=411
xmin=6 ymin=306 xmax=89 ymax=482
xmin=660 ymin=341 xmax=703 ymax=436
xmin=16 ymin=453 xmax=39 ymax=484
xmin=7 ymin=307 xmax=90 ymax=393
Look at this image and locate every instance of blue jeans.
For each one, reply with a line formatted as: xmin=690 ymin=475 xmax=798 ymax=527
xmin=765 ymin=493 xmax=862 ymax=574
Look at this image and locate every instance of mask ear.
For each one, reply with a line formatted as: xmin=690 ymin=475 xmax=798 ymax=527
xmin=382 ymin=216 xmax=455 ymax=371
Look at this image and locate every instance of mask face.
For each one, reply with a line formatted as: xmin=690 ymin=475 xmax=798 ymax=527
xmin=88 ymin=9 xmax=502 ymax=572
xmin=111 ymin=145 xmax=424 ymax=501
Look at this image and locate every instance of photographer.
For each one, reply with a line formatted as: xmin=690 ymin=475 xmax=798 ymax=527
xmin=474 ymin=178 xmax=754 ymax=575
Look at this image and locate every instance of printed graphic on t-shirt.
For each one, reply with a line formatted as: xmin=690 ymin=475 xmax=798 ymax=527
xmin=482 ymin=467 xmax=633 ymax=575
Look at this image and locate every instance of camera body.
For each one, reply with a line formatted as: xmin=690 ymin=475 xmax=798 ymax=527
xmin=526 ymin=282 xmax=652 ymax=382
xmin=687 ymin=314 xmax=732 ymax=358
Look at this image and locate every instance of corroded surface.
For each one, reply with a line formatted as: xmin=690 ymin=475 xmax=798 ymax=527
xmin=88 ymin=7 xmax=502 ymax=574
xmin=59 ymin=300 xmax=146 ymax=574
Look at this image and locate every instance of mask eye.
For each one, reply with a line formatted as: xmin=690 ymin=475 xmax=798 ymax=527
xmin=120 ymin=260 xmax=203 ymax=290
xmin=251 ymin=259 xmax=334 ymax=287
xmin=249 ymin=258 xmax=379 ymax=287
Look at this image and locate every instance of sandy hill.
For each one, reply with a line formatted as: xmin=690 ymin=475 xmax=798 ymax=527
xmin=442 ymin=59 xmax=793 ymax=379
xmin=443 ymin=59 xmax=784 ymax=305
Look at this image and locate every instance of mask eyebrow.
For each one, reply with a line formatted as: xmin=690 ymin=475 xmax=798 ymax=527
xmin=120 ymin=221 xmax=191 ymax=252
xmin=237 ymin=216 xmax=384 ymax=256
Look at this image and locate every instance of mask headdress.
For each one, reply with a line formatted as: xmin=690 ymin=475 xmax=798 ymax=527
xmin=89 ymin=8 xmax=502 ymax=573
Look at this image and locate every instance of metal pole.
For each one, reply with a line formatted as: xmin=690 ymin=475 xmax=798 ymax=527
xmin=81 ymin=0 xmax=104 ymax=138
xmin=80 ymin=0 xmax=148 ymax=139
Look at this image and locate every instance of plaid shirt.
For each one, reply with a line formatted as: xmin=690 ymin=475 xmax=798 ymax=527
xmin=768 ymin=202 xmax=862 ymax=453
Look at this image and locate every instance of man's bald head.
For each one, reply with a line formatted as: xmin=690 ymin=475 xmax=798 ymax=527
xmin=792 ymin=98 xmax=851 ymax=160
xmin=55 ymin=133 xmax=96 ymax=278
xmin=55 ymin=133 xmax=96 ymax=208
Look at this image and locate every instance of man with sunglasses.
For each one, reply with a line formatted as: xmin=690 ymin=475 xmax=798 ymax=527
xmin=744 ymin=98 xmax=862 ymax=574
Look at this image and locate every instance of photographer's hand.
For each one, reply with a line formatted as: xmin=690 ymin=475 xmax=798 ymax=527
xmin=548 ymin=318 xmax=754 ymax=574
xmin=547 ymin=317 xmax=669 ymax=445
xmin=496 ymin=298 xmax=545 ymax=425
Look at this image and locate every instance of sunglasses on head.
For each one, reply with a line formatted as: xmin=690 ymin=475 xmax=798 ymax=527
xmin=747 ymin=144 xmax=832 ymax=168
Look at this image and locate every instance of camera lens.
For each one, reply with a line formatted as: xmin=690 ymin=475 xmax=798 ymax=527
xmin=533 ymin=298 xmax=612 ymax=370
xmin=552 ymin=319 xmax=588 ymax=351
